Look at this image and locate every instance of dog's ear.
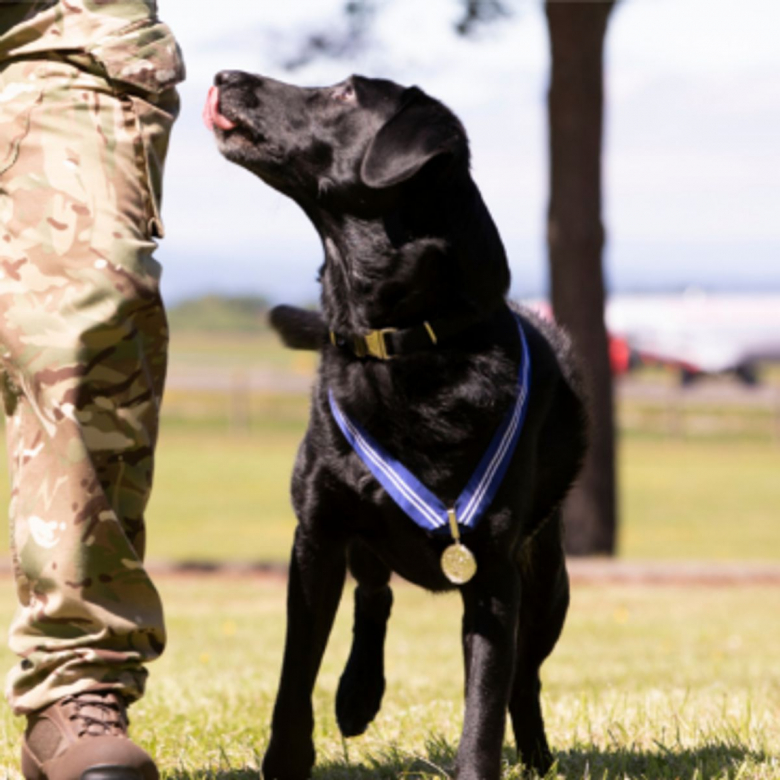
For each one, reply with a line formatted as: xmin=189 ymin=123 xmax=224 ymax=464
xmin=361 ymin=88 xmax=467 ymax=189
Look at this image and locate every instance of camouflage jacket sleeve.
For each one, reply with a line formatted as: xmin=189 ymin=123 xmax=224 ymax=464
xmin=0 ymin=0 xmax=185 ymax=94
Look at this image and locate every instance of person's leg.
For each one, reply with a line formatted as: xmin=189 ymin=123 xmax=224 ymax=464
xmin=0 ymin=56 xmax=177 ymax=774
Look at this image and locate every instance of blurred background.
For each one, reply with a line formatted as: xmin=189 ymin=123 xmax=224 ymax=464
xmin=3 ymin=0 xmax=778 ymax=565
xmin=0 ymin=3 xmax=778 ymax=774
xmin=160 ymin=0 xmax=779 ymax=303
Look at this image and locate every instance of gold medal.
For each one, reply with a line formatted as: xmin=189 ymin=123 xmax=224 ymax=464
xmin=441 ymin=542 xmax=477 ymax=584
xmin=441 ymin=508 xmax=477 ymax=584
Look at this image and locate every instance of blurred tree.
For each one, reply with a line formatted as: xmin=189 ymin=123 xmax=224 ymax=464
xmin=288 ymin=0 xmax=618 ymax=555
xmin=545 ymin=0 xmax=617 ymax=555
xmin=283 ymin=2 xmax=377 ymax=69
xmin=455 ymin=0 xmax=512 ymax=34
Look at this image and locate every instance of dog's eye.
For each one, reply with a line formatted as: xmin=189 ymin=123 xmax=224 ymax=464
xmin=333 ymin=84 xmax=356 ymax=103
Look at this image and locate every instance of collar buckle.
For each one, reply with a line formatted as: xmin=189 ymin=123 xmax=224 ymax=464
xmin=362 ymin=327 xmax=397 ymax=360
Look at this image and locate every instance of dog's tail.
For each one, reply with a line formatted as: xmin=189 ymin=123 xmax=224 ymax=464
xmin=269 ymin=305 xmax=328 ymax=351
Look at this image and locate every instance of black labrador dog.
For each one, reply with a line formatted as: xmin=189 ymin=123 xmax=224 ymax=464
xmin=206 ymin=71 xmax=587 ymax=780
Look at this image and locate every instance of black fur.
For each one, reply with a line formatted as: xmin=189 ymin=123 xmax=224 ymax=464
xmin=211 ymin=70 xmax=588 ymax=780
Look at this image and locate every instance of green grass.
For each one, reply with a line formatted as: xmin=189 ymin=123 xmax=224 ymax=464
xmin=169 ymin=331 xmax=317 ymax=373
xmin=148 ymin=427 xmax=299 ymax=562
xmin=2 ymin=332 xmax=778 ymax=777
xmin=0 ymin=402 xmax=779 ymax=563
xmin=7 ymin=327 xmax=777 ymax=561
xmin=618 ymin=438 xmax=780 ymax=560
xmin=143 ymin=429 xmax=780 ymax=564
xmin=167 ymin=296 xmax=271 ymax=334
xmin=156 ymin=332 xmax=780 ymax=563
xmin=0 ymin=578 xmax=777 ymax=778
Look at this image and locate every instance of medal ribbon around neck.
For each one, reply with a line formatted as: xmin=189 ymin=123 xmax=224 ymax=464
xmin=328 ymin=313 xmax=531 ymax=582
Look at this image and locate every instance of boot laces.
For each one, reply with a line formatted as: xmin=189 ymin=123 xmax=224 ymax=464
xmin=62 ymin=691 xmax=127 ymax=738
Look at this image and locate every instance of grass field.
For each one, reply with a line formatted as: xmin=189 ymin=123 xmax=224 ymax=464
xmin=0 ymin=331 xmax=778 ymax=777
xmin=0 ymin=418 xmax=778 ymax=564
xmin=0 ymin=328 xmax=778 ymax=562
xmin=0 ymin=387 xmax=779 ymax=563
xmin=161 ymin=330 xmax=780 ymax=562
xmin=147 ymin=428 xmax=780 ymax=563
xmin=0 ymin=577 xmax=777 ymax=778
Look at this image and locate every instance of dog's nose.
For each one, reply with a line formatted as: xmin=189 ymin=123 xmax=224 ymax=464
xmin=215 ymin=70 xmax=247 ymax=88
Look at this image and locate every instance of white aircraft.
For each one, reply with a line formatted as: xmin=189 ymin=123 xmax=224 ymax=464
xmin=604 ymin=290 xmax=780 ymax=384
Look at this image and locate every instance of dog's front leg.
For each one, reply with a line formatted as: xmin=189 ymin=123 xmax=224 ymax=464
xmin=263 ymin=525 xmax=347 ymax=780
xmin=457 ymin=562 xmax=520 ymax=780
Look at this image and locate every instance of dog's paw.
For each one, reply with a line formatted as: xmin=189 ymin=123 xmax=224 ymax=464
xmin=262 ymin=738 xmax=315 ymax=780
xmin=516 ymin=738 xmax=553 ymax=778
xmin=335 ymin=661 xmax=386 ymax=737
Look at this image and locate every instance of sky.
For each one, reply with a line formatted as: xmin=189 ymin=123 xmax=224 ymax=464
xmin=155 ymin=0 xmax=780 ymax=305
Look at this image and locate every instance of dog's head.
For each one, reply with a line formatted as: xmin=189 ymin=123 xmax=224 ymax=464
xmin=206 ymin=71 xmax=509 ymax=319
xmin=204 ymin=71 xmax=469 ymax=208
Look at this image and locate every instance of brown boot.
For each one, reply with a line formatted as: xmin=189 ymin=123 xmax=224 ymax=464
xmin=21 ymin=690 xmax=158 ymax=780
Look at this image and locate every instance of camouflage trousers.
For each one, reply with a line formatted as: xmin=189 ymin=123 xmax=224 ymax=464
xmin=0 ymin=56 xmax=178 ymax=715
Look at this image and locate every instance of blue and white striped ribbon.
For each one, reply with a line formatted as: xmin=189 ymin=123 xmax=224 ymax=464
xmin=328 ymin=313 xmax=531 ymax=536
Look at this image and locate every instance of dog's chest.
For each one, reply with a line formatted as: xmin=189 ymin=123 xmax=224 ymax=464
xmin=349 ymin=509 xmax=466 ymax=592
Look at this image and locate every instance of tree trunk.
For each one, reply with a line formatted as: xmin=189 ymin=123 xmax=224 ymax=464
xmin=545 ymin=0 xmax=616 ymax=555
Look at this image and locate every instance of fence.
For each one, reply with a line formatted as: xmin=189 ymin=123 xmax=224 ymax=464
xmin=616 ymin=378 xmax=780 ymax=441
xmin=162 ymin=368 xmax=780 ymax=441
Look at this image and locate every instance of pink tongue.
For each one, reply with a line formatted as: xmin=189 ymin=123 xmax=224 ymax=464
xmin=202 ymin=87 xmax=215 ymax=130
xmin=203 ymin=86 xmax=237 ymax=131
